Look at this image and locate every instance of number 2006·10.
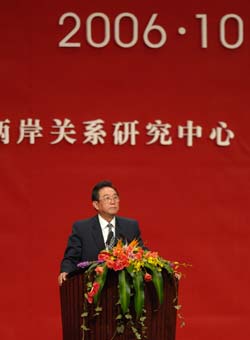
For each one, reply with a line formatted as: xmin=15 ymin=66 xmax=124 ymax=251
xmin=58 ymin=12 xmax=244 ymax=50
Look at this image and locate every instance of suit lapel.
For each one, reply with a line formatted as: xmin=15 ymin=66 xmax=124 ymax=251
xmin=91 ymin=216 xmax=105 ymax=251
xmin=115 ymin=217 xmax=126 ymax=242
xmin=90 ymin=216 xmax=126 ymax=250
xmin=115 ymin=217 xmax=122 ymax=239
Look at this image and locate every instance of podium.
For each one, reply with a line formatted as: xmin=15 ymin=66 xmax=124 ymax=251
xmin=60 ymin=269 xmax=178 ymax=340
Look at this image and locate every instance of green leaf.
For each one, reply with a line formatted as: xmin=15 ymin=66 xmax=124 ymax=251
xmin=126 ymin=264 xmax=134 ymax=276
xmin=85 ymin=262 xmax=100 ymax=275
xmin=174 ymin=304 xmax=182 ymax=310
xmin=86 ymin=282 xmax=92 ymax=289
xmin=93 ymin=265 xmax=108 ymax=304
xmin=118 ymin=270 xmax=131 ymax=314
xmin=162 ymin=260 xmax=174 ymax=274
xmin=117 ymin=324 xmax=125 ymax=334
xmin=131 ymin=326 xmax=142 ymax=339
xmin=152 ymin=269 xmax=163 ymax=304
xmin=81 ymin=312 xmax=88 ymax=317
xmin=81 ymin=325 xmax=90 ymax=331
xmin=125 ymin=313 xmax=132 ymax=320
xmin=132 ymin=271 xmax=145 ymax=318
xmin=144 ymin=263 xmax=164 ymax=304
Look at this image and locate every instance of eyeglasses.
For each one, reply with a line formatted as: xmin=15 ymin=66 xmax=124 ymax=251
xmin=98 ymin=195 xmax=120 ymax=203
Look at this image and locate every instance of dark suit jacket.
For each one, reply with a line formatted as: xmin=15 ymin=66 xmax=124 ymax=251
xmin=60 ymin=215 xmax=144 ymax=273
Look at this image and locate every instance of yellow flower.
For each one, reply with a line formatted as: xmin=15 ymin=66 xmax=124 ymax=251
xmin=132 ymin=259 xmax=144 ymax=271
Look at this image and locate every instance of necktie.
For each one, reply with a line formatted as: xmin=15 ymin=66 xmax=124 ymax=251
xmin=106 ymin=223 xmax=115 ymax=250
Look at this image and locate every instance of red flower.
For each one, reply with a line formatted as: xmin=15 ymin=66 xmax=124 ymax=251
xmin=144 ymin=273 xmax=152 ymax=282
xmin=134 ymin=249 xmax=143 ymax=260
xmin=113 ymin=261 xmax=124 ymax=271
xmin=95 ymin=266 xmax=104 ymax=275
xmin=87 ymin=281 xmax=100 ymax=304
xmin=87 ymin=294 xmax=93 ymax=303
xmin=98 ymin=252 xmax=111 ymax=261
xmin=145 ymin=251 xmax=158 ymax=258
xmin=92 ymin=282 xmax=100 ymax=293
xmin=112 ymin=260 xmax=127 ymax=271
xmin=113 ymin=247 xmax=124 ymax=257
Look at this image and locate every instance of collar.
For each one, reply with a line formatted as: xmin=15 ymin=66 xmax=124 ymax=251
xmin=98 ymin=214 xmax=116 ymax=230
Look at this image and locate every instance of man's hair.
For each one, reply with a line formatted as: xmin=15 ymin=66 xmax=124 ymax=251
xmin=91 ymin=180 xmax=119 ymax=201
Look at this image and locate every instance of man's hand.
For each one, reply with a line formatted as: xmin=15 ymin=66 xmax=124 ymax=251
xmin=58 ymin=272 xmax=68 ymax=286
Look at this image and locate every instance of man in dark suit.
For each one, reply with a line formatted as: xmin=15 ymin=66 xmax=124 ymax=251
xmin=58 ymin=180 xmax=144 ymax=286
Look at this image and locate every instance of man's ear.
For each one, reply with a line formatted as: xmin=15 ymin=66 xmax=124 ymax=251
xmin=92 ymin=201 xmax=99 ymax=211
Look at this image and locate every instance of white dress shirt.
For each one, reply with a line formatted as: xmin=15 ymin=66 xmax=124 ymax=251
xmin=98 ymin=214 xmax=116 ymax=244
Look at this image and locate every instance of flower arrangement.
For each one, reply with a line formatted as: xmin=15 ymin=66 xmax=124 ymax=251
xmin=77 ymin=239 xmax=189 ymax=339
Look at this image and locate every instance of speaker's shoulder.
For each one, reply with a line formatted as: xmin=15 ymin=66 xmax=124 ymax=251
xmin=116 ymin=215 xmax=138 ymax=225
xmin=72 ymin=215 xmax=98 ymax=231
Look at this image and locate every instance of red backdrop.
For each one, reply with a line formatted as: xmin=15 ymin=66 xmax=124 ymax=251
xmin=0 ymin=1 xmax=250 ymax=339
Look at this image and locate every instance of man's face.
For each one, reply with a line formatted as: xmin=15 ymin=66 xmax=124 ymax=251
xmin=93 ymin=186 xmax=120 ymax=220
